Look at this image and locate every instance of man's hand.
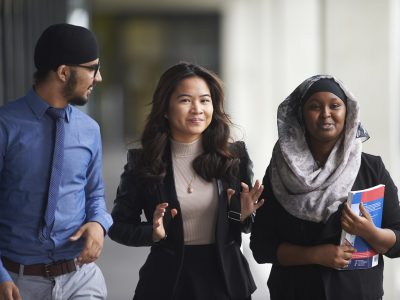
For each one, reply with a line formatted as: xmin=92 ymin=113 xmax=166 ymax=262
xmin=0 ymin=281 xmax=21 ymax=300
xmin=69 ymin=222 xmax=105 ymax=265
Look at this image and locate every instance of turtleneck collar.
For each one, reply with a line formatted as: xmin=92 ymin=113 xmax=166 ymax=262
xmin=170 ymin=138 xmax=203 ymax=157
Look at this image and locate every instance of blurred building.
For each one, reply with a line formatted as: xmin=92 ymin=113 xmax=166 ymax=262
xmin=1 ymin=0 xmax=400 ymax=299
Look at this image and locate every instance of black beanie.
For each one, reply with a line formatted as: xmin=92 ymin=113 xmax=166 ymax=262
xmin=302 ymin=78 xmax=347 ymax=105
xmin=34 ymin=23 xmax=99 ymax=71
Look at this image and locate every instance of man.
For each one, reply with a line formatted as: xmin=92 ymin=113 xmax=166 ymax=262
xmin=0 ymin=23 xmax=112 ymax=300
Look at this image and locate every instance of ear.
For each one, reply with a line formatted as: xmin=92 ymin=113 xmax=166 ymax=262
xmin=56 ymin=65 xmax=69 ymax=82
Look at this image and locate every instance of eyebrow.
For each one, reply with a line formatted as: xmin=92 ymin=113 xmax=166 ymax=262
xmin=307 ymin=96 xmax=343 ymax=102
xmin=176 ymin=93 xmax=211 ymax=98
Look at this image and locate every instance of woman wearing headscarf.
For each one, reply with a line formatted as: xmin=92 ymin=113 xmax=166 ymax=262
xmin=250 ymin=75 xmax=400 ymax=299
xmin=109 ymin=62 xmax=264 ymax=300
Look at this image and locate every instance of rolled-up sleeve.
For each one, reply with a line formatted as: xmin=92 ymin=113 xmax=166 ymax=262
xmin=84 ymin=129 xmax=112 ymax=233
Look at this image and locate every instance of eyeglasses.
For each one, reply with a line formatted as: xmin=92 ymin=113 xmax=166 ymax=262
xmin=68 ymin=62 xmax=100 ymax=78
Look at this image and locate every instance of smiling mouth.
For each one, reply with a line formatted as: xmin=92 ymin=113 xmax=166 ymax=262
xmin=319 ymin=123 xmax=335 ymax=130
xmin=189 ymin=118 xmax=204 ymax=122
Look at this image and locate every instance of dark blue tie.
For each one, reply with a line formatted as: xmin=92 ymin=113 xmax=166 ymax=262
xmin=43 ymin=107 xmax=66 ymax=239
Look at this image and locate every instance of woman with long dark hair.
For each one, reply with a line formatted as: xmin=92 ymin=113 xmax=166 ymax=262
xmin=109 ymin=62 xmax=264 ymax=300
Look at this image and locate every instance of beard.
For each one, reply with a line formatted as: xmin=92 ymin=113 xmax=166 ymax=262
xmin=63 ymin=70 xmax=90 ymax=106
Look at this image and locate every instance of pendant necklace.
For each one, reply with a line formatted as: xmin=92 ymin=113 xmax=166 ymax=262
xmin=186 ymin=173 xmax=196 ymax=193
xmin=173 ymin=154 xmax=197 ymax=194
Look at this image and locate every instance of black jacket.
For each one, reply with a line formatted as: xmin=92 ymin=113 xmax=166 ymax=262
xmin=109 ymin=141 xmax=256 ymax=300
xmin=250 ymin=153 xmax=400 ymax=300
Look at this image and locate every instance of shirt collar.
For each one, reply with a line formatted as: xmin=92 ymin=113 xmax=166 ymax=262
xmin=26 ymin=88 xmax=71 ymax=122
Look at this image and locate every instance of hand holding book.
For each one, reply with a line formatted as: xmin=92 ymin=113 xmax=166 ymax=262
xmin=311 ymin=242 xmax=356 ymax=269
xmin=339 ymin=184 xmax=395 ymax=270
xmin=341 ymin=201 xmax=376 ymax=242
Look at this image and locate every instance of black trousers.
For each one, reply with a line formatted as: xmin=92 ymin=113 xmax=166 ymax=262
xmin=174 ymin=244 xmax=251 ymax=300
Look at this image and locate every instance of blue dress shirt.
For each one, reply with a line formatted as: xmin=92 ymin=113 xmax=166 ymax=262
xmin=0 ymin=89 xmax=113 ymax=283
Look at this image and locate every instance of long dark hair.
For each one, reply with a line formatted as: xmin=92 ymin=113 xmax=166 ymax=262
xmin=138 ymin=62 xmax=240 ymax=185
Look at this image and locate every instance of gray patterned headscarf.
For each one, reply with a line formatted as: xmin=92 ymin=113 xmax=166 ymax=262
xmin=269 ymin=75 xmax=369 ymax=223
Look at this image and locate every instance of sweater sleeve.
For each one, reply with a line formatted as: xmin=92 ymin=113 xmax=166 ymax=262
xmin=250 ymin=166 xmax=281 ymax=264
xmin=108 ymin=150 xmax=154 ymax=247
xmin=376 ymin=156 xmax=400 ymax=258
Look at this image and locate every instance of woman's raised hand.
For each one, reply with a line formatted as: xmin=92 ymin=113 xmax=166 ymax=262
xmin=227 ymin=180 xmax=265 ymax=222
xmin=152 ymin=203 xmax=178 ymax=242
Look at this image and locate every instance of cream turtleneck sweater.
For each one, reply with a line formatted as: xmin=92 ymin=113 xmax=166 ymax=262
xmin=171 ymin=138 xmax=218 ymax=245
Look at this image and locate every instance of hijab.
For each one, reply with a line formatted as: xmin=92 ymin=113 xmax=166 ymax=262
xmin=269 ymin=75 xmax=369 ymax=223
